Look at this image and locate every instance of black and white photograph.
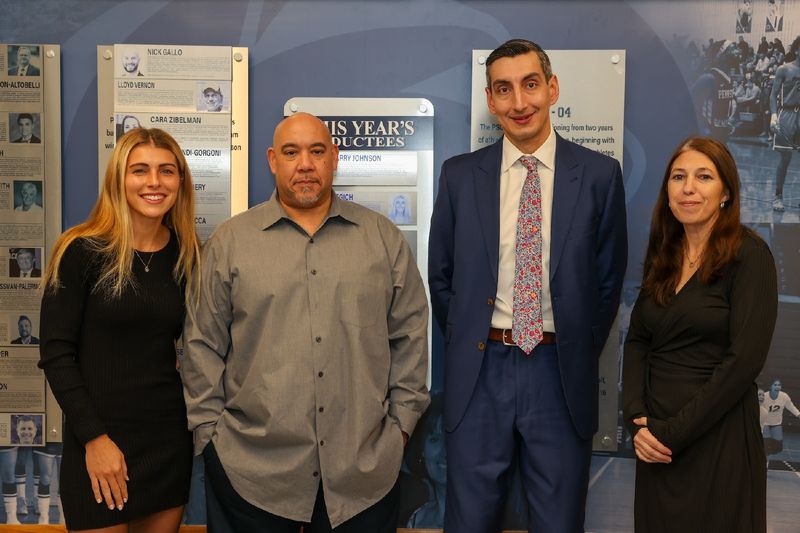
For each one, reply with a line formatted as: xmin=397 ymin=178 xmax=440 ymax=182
xmin=8 ymin=248 xmax=42 ymax=279
xmin=765 ymin=0 xmax=784 ymax=33
xmin=12 ymin=181 xmax=42 ymax=213
xmin=119 ymin=46 xmax=144 ymax=77
xmin=197 ymin=85 xmax=225 ymax=112
xmin=10 ymin=314 xmax=38 ymax=346
xmin=6 ymin=45 xmax=40 ymax=77
xmin=115 ymin=114 xmax=141 ymax=139
xmin=9 ymin=415 xmax=42 ymax=446
xmin=684 ymin=34 xmax=799 ymax=222
xmin=736 ymin=0 xmax=753 ymax=34
xmin=8 ymin=113 xmax=41 ymax=145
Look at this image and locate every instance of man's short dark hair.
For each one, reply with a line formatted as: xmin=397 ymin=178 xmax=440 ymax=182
xmin=485 ymin=39 xmax=553 ymax=87
xmin=17 ymin=315 xmax=31 ymax=325
xmin=15 ymin=414 xmax=36 ymax=427
xmin=17 ymin=113 xmax=33 ymax=125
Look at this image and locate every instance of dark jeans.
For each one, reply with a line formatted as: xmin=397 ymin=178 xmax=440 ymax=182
xmin=203 ymin=442 xmax=399 ymax=533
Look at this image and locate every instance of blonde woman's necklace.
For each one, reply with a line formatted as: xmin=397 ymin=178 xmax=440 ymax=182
xmin=134 ymin=250 xmax=155 ymax=273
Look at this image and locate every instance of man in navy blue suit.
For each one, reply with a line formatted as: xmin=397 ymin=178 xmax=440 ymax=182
xmin=429 ymin=39 xmax=627 ymax=532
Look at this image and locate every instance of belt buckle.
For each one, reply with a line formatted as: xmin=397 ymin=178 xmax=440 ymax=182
xmin=501 ymin=329 xmax=515 ymax=346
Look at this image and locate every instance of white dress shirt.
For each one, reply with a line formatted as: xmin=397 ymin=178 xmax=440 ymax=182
xmin=491 ymin=128 xmax=556 ymax=333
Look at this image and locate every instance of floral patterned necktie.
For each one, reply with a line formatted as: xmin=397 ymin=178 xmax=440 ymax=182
xmin=512 ymin=156 xmax=544 ymax=354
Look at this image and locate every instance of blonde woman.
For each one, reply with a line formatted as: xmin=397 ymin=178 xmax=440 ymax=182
xmin=39 ymin=128 xmax=199 ymax=532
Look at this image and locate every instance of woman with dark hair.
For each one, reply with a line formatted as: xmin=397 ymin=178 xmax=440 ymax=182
xmin=623 ymin=137 xmax=777 ymax=532
xmin=39 ymin=128 xmax=200 ymax=532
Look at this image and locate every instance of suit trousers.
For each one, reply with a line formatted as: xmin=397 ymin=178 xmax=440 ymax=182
xmin=444 ymin=341 xmax=591 ymax=533
xmin=203 ymin=442 xmax=399 ymax=533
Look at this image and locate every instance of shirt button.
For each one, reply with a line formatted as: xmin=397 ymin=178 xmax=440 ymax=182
xmin=477 ymin=341 xmax=486 ymax=351
xmin=318 ymin=371 xmax=324 ymax=378
xmin=319 ymin=406 xmax=324 ymax=412
xmin=320 ymin=440 xmax=325 ymax=446
xmin=313 ymin=471 xmax=319 ymax=477
xmin=309 ymin=238 xmax=314 ymax=244
xmin=315 ymin=336 xmax=322 ymax=343
xmin=487 ymin=297 xmax=494 ymax=306
xmin=311 ymin=269 xmax=317 ymax=275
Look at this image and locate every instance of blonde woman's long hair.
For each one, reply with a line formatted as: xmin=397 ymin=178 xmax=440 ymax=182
xmin=42 ymin=128 xmax=200 ymax=298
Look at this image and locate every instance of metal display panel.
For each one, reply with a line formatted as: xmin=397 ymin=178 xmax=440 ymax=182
xmin=97 ymin=44 xmax=248 ymax=241
xmin=0 ymin=43 xmax=61 ymax=447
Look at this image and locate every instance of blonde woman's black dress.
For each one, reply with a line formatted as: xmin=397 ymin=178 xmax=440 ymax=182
xmin=39 ymin=236 xmax=192 ymax=530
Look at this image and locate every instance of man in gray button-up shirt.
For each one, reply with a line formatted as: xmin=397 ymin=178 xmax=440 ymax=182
xmin=181 ymin=112 xmax=430 ymax=532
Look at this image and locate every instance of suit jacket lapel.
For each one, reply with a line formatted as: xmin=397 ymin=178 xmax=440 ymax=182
xmin=550 ymin=134 xmax=582 ymax=278
xmin=474 ymin=139 xmax=503 ymax=284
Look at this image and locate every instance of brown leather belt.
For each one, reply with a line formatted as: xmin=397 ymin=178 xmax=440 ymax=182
xmin=488 ymin=328 xmax=556 ymax=346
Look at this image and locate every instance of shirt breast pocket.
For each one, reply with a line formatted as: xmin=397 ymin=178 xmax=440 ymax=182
xmin=338 ymin=280 xmax=382 ymax=328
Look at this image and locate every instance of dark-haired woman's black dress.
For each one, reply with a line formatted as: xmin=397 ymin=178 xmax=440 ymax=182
xmin=39 ymin=235 xmax=192 ymax=530
xmin=623 ymin=235 xmax=777 ymax=533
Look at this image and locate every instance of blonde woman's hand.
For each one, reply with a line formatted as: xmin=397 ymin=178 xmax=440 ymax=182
xmin=84 ymin=434 xmax=129 ymax=510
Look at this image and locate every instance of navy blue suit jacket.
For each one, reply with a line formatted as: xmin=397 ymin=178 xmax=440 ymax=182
xmin=429 ymin=134 xmax=627 ymax=439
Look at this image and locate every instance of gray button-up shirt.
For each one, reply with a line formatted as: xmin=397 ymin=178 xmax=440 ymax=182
xmin=181 ymin=192 xmax=430 ymax=527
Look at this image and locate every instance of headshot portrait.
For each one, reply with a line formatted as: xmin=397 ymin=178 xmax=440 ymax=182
xmin=10 ymin=415 xmax=42 ymax=446
xmin=10 ymin=315 xmax=38 ymax=345
xmin=10 ymin=113 xmax=41 ymax=144
xmin=120 ymin=47 xmax=144 ymax=77
xmin=116 ymin=114 xmax=142 ymax=140
xmin=199 ymin=86 xmax=224 ymax=112
xmin=8 ymin=248 xmax=41 ymax=278
xmin=388 ymin=194 xmax=413 ymax=225
xmin=7 ymin=45 xmax=40 ymax=77
xmin=13 ymin=181 xmax=42 ymax=212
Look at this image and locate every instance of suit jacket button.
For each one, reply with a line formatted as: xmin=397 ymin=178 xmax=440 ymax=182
xmin=478 ymin=341 xmax=486 ymax=351
xmin=487 ymin=297 xmax=494 ymax=306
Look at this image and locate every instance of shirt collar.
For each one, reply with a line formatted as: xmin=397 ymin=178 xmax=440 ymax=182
xmin=261 ymin=190 xmax=362 ymax=231
xmin=500 ymin=126 xmax=556 ymax=174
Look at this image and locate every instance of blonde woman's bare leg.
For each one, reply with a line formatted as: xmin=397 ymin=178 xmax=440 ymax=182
xmin=69 ymin=523 xmax=128 ymax=533
xmin=129 ymin=505 xmax=184 ymax=533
